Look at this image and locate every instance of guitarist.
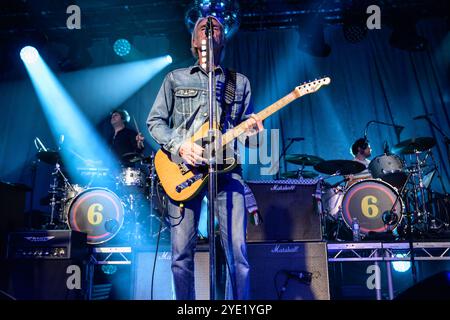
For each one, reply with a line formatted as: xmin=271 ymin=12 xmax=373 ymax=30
xmin=147 ymin=16 xmax=263 ymax=300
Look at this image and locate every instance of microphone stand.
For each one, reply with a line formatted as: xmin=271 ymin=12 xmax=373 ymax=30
xmin=420 ymin=116 xmax=450 ymax=189
xmin=364 ymin=120 xmax=404 ymax=145
xmin=206 ymin=18 xmax=218 ymax=301
xmin=275 ymin=139 xmax=299 ymax=180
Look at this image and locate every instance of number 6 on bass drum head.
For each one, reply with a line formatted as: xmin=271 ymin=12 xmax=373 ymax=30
xmin=67 ymin=188 xmax=124 ymax=245
xmin=341 ymin=179 xmax=403 ymax=235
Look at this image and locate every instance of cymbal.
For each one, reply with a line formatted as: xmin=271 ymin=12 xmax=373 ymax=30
xmin=281 ymin=170 xmax=319 ymax=179
xmin=285 ymin=154 xmax=324 ymax=166
xmin=122 ymin=152 xmax=143 ymax=163
xmin=393 ymin=137 xmax=436 ymax=154
xmin=314 ymin=160 xmax=366 ymax=175
xmin=37 ymin=150 xmax=61 ymax=165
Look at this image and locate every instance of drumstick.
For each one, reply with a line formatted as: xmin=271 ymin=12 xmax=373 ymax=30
xmin=132 ymin=116 xmax=141 ymax=134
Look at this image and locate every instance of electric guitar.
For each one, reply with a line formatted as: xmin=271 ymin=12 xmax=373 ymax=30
xmin=154 ymin=77 xmax=331 ymax=202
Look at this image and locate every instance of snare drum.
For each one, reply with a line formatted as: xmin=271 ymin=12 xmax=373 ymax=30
xmin=119 ymin=167 xmax=144 ymax=187
xmin=341 ymin=179 xmax=403 ymax=235
xmin=67 ymin=188 xmax=124 ymax=244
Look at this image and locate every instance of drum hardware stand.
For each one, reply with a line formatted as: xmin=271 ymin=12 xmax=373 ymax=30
xmin=315 ymin=178 xmax=327 ymax=240
xmin=319 ymin=172 xmax=347 ymax=241
xmin=48 ymin=162 xmax=73 ymax=228
xmin=274 ymin=138 xmax=304 ymax=179
xmin=384 ymin=171 xmax=412 ymax=231
xmin=417 ymin=114 xmax=450 ymax=164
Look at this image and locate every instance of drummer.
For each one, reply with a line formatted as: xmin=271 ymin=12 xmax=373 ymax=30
xmin=110 ymin=108 xmax=145 ymax=166
xmin=346 ymin=137 xmax=373 ymax=186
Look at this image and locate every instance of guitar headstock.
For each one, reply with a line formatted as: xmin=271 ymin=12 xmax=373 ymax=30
xmin=294 ymin=77 xmax=331 ymax=98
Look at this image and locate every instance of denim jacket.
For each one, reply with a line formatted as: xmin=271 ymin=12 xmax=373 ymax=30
xmin=146 ymin=64 xmax=255 ymax=158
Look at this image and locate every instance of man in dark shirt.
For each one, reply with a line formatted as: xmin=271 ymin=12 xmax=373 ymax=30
xmin=110 ymin=109 xmax=144 ymax=166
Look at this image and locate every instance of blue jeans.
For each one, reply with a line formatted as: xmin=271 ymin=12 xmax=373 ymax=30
xmin=167 ymin=172 xmax=250 ymax=300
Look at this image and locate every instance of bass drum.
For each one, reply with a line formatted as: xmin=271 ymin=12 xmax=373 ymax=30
xmin=341 ymin=179 xmax=403 ymax=235
xmin=67 ymin=188 xmax=124 ymax=245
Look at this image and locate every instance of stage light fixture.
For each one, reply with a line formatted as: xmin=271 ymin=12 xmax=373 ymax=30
xmin=20 ymin=46 xmax=39 ymax=64
xmin=113 ymin=38 xmax=131 ymax=57
xmin=392 ymin=253 xmax=411 ymax=273
xmin=101 ymin=265 xmax=118 ymax=275
xmin=185 ymin=0 xmax=240 ymax=39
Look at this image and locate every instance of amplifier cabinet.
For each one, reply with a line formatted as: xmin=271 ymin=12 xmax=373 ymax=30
xmin=246 ymin=180 xmax=322 ymax=242
xmin=247 ymin=241 xmax=330 ymax=300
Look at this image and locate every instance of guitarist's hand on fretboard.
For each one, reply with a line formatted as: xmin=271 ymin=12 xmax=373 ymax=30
xmin=242 ymin=113 xmax=264 ymax=137
xmin=179 ymin=140 xmax=207 ymax=166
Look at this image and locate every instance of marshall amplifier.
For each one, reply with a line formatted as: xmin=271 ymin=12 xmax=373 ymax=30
xmin=247 ymin=241 xmax=330 ymax=300
xmin=246 ymin=179 xmax=322 ymax=242
xmin=6 ymin=230 xmax=88 ymax=259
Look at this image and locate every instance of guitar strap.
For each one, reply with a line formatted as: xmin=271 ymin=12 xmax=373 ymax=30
xmin=219 ymin=68 xmax=236 ymax=131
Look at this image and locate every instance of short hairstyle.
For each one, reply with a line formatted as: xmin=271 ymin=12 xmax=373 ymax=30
xmin=351 ymin=138 xmax=369 ymax=156
xmin=111 ymin=108 xmax=130 ymax=123
xmin=190 ymin=15 xmax=225 ymax=58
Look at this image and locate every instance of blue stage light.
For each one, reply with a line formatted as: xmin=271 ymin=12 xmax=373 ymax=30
xmin=113 ymin=39 xmax=131 ymax=57
xmin=165 ymin=55 xmax=173 ymax=63
xmin=392 ymin=253 xmax=411 ymax=272
xmin=20 ymin=49 xmax=120 ymax=186
xmin=20 ymin=46 xmax=39 ymax=64
xmin=101 ymin=265 xmax=118 ymax=275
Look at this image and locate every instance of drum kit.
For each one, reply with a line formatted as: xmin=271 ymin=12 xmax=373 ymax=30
xmin=281 ymin=136 xmax=447 ymax=241
xmin=36 ymin=150 xmax=169 ymax=246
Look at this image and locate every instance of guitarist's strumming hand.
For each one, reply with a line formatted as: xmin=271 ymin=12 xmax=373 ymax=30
xmin=243 ymin=114 xmax=264 ymax=137
xmin=179 ymin=141 xmax=207 ymax=166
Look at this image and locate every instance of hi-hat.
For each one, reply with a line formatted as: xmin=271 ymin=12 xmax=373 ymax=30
xmin=314 ymin=160 xmax=366 ymax=175
xmin=281 ymin=170 xmax=319 ymax=179
xmin=37 ymin=150 xmax=61 ymax=165
xmin=393 ymin=137 xmax=436 ymax=155
xmin=285 ymin=154 xmax=324 ymax=166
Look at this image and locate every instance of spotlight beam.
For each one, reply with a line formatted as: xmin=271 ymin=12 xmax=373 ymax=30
xmin=21 ymin=47 xmax=119 ymax=184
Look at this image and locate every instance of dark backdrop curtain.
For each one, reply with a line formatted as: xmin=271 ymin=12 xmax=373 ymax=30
xmin=0 ymin=19 xmax=448 ymax=213
xmin=224 ymin=19 xmax=449 ymax=192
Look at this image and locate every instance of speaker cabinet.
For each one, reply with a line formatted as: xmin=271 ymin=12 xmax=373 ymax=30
xmin=132 ymin=248 xmax=210 ymax=300
xmin=247 ymin=242 xmax=330 ymax=300
xmin=1 ymin=259 xmax=90 ymax=300
xmin=246 ymin=180 xmax=322 ymax=242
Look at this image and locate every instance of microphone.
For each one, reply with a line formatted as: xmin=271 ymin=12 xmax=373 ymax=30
xmin=104 ymin=219 xmax=119 ymax=233
xmin=413 ymin=113 xmax=433 ymax=120
xmin=383 ymin=140 xmax=390 ymax=154
xmin=287 ymin=137 xmax=305 ymax=142
xmin=205 ymin=16 xmax=214 ymax=37
xmin=382 ymin=210 xmax=399 ymax=226
xmin=284 ymin=270 xmax=312 ymax=285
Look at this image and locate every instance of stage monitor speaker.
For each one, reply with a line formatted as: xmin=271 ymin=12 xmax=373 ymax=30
xmin=246 ymin=180 xmax=322 ymax=242
xmin=132 ymin=248 xmax=210 ymax=300
xmin=247 ymin=242 xmax=330 ymax=300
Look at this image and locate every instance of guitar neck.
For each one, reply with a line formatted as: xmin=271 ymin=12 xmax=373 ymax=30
xmin=222 ymin=90 xmax=299 ymax=146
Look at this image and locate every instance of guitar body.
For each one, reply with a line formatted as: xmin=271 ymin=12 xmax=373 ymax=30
xmin=155 ymin=121 xmax=237 ymax=202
